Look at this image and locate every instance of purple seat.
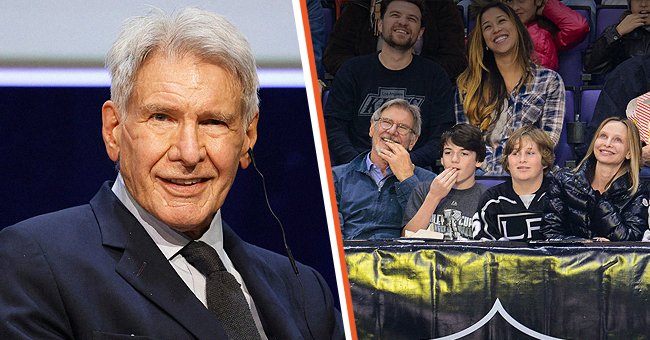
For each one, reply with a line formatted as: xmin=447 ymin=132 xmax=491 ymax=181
xmin=476 ymin=176 xmax=507 ymax=189
xmin=558 ymin=6 xmax=591 ymax=87
xmin=579 ymin=87 xmax=602 ymax=124
xmin=596 ymin=5 xmax=626 ymax=38
xmin=555 ymin=89 xmax=576 ymax=167
xmin=322 ymin=88 xmax=330 ymax=108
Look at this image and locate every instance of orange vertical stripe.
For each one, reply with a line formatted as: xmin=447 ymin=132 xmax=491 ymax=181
xmin=298 ymin=0 xmax=358 ymax=338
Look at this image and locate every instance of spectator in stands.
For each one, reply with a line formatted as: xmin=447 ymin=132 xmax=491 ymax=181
xmin=333 ymin=99 xmax=435 ymax=240
xmin=324 ymin=0 xmax=455 ymax=168
xmin=543 ymin=117 xmax=648 ymax=241
xmin=308 ymin=0 xmax=327 ymax=81
xmin=323 ymin=0 xmax=466 ymax=80
xmin=402 ymin=124 xmax=487 ymax=240
xmin=502 ymin=0 xmax=590 ymax=71
xmin=456 ymin=2 xmax=565 ymax=175
xmin=473 ymin=126 xmax=554 ymax=241
xmin=583 ymin=0 xmax=650 ymax=75
xmin=582 ymin=55 xmax=650 ymax=161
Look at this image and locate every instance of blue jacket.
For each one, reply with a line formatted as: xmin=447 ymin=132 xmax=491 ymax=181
xmin=333 ymin=152 xmax=436 ymax=240
xmin=0 ymin=182 xmax=344 ymax=339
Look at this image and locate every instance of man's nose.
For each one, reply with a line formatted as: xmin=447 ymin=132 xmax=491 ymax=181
xmin=387 ymin=123 xmax=400 ymax=135
xmin=169 ymin=123 xmax=205 ymax=166
xmin=451 ymin=152 xmax=460 ymax=163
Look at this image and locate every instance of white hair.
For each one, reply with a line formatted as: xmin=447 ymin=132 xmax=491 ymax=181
xmin=105 ymin=7 xmax=259 ymax=126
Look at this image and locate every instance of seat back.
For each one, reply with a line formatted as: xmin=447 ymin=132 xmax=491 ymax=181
xmin=476 ymin=176 xmax=507 ymax=189
xmin=558 ymin=6 xmax=591 ymax=87
xmin=555 ymin=89 xmax=576 ymax=167
xmin=596 ymin=5 xmax=626 ymax=37
xmin=579 ymin=87 xmax=602 ymax=124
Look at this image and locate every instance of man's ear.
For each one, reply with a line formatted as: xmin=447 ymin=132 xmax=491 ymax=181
xmin=475 ymin=160 xmax=484 ymax=169
xmin=408 ymin=135 xmax=418 ymax=151
xmin=102 ymin=100 xmax=122 ymax=162
xmin=417 ymin=27 xmax=425 ymax=41
xmin=239 ymin=112 xmax=259 ymax=169
xmin=369 ymin=120 xmax=376 ymax=138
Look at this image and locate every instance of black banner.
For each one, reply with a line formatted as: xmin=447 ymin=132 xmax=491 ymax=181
xmin=345 ymin=240 xmax=650 ymax=339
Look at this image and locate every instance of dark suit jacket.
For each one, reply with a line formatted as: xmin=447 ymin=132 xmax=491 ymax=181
xmin=0 ymin=183 xmax=344 ymax=339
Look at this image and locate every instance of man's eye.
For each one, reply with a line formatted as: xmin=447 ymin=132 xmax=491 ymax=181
xmin=203 ymin=119 xmax=226 ymax=126
xmin=151 ymin=113 xmax=169 ymax=121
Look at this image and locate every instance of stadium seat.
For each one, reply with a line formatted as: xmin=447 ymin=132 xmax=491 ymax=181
xmin=555 ymin=89 xmax=576 ymax=167
xmin=476 ymin=176 xmax=507 ymax=188
xmin=558 ymin=6 xmax=591 ymax=87
xmin=579 ymin=87 xmax=602 ymax=124
xmin=596 ymin=5 xmax=626 ymax=37
xmin=322 ymin=88 xmax=330 ymax=108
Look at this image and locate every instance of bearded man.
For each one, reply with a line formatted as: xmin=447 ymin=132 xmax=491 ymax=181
xmin=324 ymin=0 xmax=455 ymax=169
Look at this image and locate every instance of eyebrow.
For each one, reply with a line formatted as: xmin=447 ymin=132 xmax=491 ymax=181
xmin=482 ymin=14 xmax=507 ymax=27
xmin=141 ymin=103 xmax=236 ymax=122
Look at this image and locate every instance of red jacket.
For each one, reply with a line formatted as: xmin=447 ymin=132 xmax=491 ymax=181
xmin=527 ymin=0 xmax=589 ymax=70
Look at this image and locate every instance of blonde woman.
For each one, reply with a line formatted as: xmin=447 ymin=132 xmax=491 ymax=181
xmin=455 ymin=1 xmax=565 ymax=175
xmin=543 ymin=117 xmax=648 ymax=241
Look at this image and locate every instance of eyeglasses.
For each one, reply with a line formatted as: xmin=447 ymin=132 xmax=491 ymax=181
xmin=375 ymin=117 xmax=415 ymax=136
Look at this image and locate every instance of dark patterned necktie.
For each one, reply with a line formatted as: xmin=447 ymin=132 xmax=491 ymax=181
xmin=180 ymin=241 xmax=262 ymax=340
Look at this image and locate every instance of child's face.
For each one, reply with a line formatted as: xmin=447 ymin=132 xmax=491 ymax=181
xmin=630 ymin=0 xmax=650 ymax=25
xmin=441 ymin=141 xmax=482 ymax=189
xmin=502 ymin=0 xmax=541 ymax=25
xmin=507 ymin=136 xmax=545 ymax=184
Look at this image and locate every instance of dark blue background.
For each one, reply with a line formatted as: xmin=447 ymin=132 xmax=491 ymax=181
xmin=0 ymin=86 xmax=339 ymax=306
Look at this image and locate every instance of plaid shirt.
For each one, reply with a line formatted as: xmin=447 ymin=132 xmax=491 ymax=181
xmin=455 ymin=65 xmax=565 ymax=175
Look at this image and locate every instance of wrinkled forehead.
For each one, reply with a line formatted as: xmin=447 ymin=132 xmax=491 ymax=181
xmin=380 ymin=106 xmax=415 ymax=125
xmin=130 ymin=51 xmax=244 ymax=113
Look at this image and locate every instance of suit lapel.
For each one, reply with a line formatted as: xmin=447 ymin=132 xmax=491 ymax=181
xmin=222 ymin=223 xmax=302 ymax=339
xmin=90 ymin=183 xmax=228 ymax=339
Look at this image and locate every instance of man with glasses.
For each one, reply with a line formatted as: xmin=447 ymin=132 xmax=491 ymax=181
xmin=333 ymin=99 xmax=435 ymax=240
xmin=324 ymin=0 xmax=455 ymax=169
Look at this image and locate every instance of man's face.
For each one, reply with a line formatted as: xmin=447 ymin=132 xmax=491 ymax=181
xmin=102 ymin=53 xmax=257 ymax=237
xmin=441 ymin=141 xmax=482 ymax=189
xmin=369 ymin=105 xmax=417 ymax=154
xmin=379 ymin=1 xmax=424 ymax=51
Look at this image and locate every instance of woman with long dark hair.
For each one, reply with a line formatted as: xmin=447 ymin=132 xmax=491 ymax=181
xmin=456 ymin=2 xmax=565 ymax=175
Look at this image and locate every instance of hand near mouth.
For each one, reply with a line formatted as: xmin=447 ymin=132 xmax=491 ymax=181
xmin=616 ymin=13 xmax=649 ymax=36
xmin=428 ymin=167 xmax=458 ymax=200
xmin=378 ymin=139 xmax=415 ymax=182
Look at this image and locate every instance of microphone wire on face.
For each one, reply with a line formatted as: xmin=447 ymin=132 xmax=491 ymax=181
xmin=247 ymin=148 xmax=315 ymax=340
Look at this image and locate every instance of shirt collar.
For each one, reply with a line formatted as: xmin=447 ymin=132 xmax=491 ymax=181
xmin=111 ymin=174 xmax=224 ymax=261
xmin=365 ymin=152 xmax=392 ymax=186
